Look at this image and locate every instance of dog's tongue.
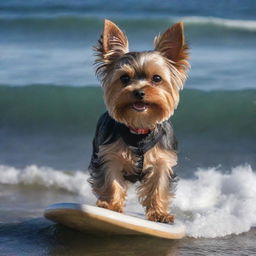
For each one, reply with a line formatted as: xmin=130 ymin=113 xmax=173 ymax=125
xmin=132 ymin=102 xmax=147 ymax=111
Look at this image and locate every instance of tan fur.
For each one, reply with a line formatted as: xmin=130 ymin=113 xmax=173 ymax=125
xmin=103 ymin=52 xmax=178 ymax=129
xmin=138 ymin=142 xmax=177 ymax=222
xmin=93 ymin=137 xmax=177 ymax=220
xmin=90 ymin=19 xmax=190 ymax=223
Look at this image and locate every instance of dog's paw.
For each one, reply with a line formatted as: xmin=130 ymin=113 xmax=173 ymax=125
xmin=96 ymin=200 xmax=124 ymax=213
xmin=147 ymin=211 xmax=175 ymax=224
xmin=96 ymin=200 xmax=110 ymax=209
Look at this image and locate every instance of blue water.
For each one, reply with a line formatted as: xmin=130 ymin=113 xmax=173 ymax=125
xmin=0 ymin=0 xmax=256 ymax=89
xmin=0 ymin=1 xmax=256 ymax=255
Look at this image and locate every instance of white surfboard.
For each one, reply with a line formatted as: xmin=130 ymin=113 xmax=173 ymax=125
xmin=44 ymin=203 xmax=186 ymax=239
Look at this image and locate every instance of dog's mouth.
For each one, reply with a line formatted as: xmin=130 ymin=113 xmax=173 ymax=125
xmin=132 ymin=102 xmax=149 ymax=112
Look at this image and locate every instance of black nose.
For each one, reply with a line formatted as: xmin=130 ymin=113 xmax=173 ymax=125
xmin=133 ymin=90 xmax=145 ymax=100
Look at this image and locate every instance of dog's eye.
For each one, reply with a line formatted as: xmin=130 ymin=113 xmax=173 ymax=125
xmin=152 ymin=75 xmax=162 ymax=83
xmin=120 ymin=74 xmax=131 ymax=85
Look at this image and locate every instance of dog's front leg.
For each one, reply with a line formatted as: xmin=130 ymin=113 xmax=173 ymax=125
xmin=94 ymin=158 xmax=127 ymax=213
xmin=137 ymin=159 xmax=175 ymax=223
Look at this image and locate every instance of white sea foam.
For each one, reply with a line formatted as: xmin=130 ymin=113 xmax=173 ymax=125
xmin=174 ymin=165 xmax=256 ymax=238
xmin=181 ymin=16 xmax=256 ymax=31
xmin=0 ymin=164 xmax=255 ymax=238
xmin=0 ymin=165 xmax=95 ymax=202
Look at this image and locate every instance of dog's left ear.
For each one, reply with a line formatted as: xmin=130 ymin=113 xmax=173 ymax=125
xmin=154 ymin=22 xmax=189 ymax=73
xmin=95 ymin=19 xmax=129 ymax=65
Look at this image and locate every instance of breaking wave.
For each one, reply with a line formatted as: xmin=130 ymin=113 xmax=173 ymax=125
xmin=1 ymin=164 xmax=255 ymax=238
xmin=0 ymin=85 xmax=255 ymax=137
xmin=1 ymin=15 xmax=256 ymax=32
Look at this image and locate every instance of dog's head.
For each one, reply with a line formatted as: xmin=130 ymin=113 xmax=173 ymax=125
xmin=94 ymin=19 xmax=189 ymax=130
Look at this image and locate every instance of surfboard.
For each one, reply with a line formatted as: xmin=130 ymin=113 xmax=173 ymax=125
xmin=44 ymin=203 xmax=186 ymax=239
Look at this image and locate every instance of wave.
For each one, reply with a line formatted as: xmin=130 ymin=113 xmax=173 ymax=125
xmin=0 ymin=85 xmax=255 ymax=138
xmin=182 ymin=16 xmax=256 ymax=31
xmin=0 ymin=165 xmax=94 ymax=199
xmin=1 ymin=15 xmax=256 ymax=33
xmin=0 ymin=164 xmax=255 ymax=238
xmin=175 ymin=165 xmax=256 ymax=238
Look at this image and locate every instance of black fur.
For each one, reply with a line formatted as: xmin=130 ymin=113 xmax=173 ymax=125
xmin=88 ymin=111 xmax=177 ymax=185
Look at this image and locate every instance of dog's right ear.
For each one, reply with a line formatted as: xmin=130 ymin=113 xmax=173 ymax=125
xmin=154 ymin=22 xmax=189 ymax=75
xmin=95 ymin=19 xmax=129 ymax=66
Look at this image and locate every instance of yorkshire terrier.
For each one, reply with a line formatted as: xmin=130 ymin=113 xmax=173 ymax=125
xmin=89 ymin=19 xmax=189 ymax=223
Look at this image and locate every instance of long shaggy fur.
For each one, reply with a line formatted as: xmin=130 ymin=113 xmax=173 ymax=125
xmin=89 ymin=19 xmax=190 ymax=223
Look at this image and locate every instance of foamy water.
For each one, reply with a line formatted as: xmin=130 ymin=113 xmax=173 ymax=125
xmin=182 ymin=16 xmax=256 ymax=31
xmin=0 ymin=164 xmax=255 ymax=238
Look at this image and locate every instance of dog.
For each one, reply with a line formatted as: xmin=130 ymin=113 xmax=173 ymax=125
xmin=88 ymin=19 xmax=189 ymax=223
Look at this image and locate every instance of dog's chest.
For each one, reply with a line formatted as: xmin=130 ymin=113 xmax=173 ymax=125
xmin=99 ymin=138 xmax=176 ymax=180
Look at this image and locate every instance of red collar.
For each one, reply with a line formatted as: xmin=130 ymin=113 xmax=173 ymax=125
xmin=128 ymin=126 xmax=151 ymax=135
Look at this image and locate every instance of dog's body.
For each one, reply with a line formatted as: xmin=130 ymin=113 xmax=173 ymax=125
xmin=89 ymin=20 xmax=189 ymax=223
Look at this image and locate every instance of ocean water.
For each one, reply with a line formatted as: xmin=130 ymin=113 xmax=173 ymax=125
xmin=0 ymin=0 xmax=256 ymax=255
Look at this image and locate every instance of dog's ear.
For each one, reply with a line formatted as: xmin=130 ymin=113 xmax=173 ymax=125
xmin=95 ymin=19 xmax=129 ymax=65
xmin=154 ymin=22 xmax=189 ymax=73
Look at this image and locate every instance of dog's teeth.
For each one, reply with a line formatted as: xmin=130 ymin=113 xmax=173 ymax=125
xmin=132 ymin=103 xmax=147 ymax=111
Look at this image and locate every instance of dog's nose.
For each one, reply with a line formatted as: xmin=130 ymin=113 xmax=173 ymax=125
xmin=133 ymin=90 xmax=145 ymax=100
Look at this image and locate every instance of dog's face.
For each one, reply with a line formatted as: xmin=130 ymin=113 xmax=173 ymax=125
xmin=95 ymin=20 xmax=189 ymax=129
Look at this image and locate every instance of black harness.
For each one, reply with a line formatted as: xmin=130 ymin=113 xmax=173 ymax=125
xmin=89 ymin=112 xmax=177 ymax=183
xmin=118 ymin=123 xmax=165 ymax=182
